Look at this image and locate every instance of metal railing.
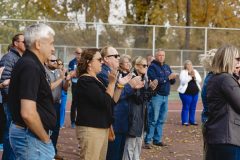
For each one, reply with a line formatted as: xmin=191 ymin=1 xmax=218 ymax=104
xmin=1 ymin=18 xmax=240 ymax=80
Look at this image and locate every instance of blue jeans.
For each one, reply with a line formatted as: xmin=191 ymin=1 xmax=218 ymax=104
xmin=60 ymin=90 xmax=67 ymax=128
xmin=2 ymin=102 xmax=15 ymax=160
xmin=206 ymin=144 xmax=240 ymax=160
xmin=179 ymin=93 xmax=199 ymax=124
xmin=106 ymin=133 xmax=126 ymax=160
xmin=50 ymin=102 xmax=60 ymax=154
xmin=145 ymin=94 xmax=168 ymax=144
xmin=9 ymin=123 xmax=55 ymax=160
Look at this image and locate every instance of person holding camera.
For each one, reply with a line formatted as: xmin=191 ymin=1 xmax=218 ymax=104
xmin=177 ymin=60 xmax=202 ymax=126
xmin=122 ymin=56 xmax=158 ymax=160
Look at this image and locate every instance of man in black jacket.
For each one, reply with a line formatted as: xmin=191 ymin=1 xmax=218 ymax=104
xmin=0 ymin=33 xmax=25 ymax=160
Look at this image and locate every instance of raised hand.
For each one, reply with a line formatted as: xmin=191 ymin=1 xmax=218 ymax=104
xmin=128 ymin=76 xmax=144 ymax=89
xmin=149 ymin=79 xmax=158 ymax=90
xmin=118 ymin=73 xmax=133 ymax=86
xmin=0 ymin=67 xmax=4 ymax=78
xmin=69 ymin=70 xmax=77 ymax=78
xmin=108 ymin=69 xmax=118 ymax=84
xmin=189 ymin=70 xmax=195 ymax=77
xmin=59 ymin=68 xmax=66 ymax=79
xmin=168 ymin=73 xmax=178 ymax=80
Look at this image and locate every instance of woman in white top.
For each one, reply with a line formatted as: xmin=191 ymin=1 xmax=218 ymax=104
xmin=177 ymin=60 xmax=202 ymax=126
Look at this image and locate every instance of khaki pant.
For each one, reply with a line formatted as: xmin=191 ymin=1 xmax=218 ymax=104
xmin=122 ymin=136 xmax=143 ymax=160
xmin=76 ymin=126 xmax=109 ymax=160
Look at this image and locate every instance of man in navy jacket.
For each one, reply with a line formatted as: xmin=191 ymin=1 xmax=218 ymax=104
xmin=144 ymin=48 xmax=177 ymax=148
xmin=68 ymin=47 xmax=82 ymax=128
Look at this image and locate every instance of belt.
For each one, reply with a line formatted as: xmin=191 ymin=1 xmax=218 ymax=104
xmin=13 ymin=122 xmax=52 ymax=136
xmin=13 ymin=122 xmax=26 ymax=129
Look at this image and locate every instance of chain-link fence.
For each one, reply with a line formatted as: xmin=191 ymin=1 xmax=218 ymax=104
xmin=1 ymin=18 xmax=240 ymax=97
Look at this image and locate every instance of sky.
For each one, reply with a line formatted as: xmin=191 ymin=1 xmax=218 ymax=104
xmin=108 ymin=0 xmax=126 ymax=24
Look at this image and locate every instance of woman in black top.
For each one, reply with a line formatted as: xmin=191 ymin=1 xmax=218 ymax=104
xmin=74 ymin=48 xmax=130 ymax=160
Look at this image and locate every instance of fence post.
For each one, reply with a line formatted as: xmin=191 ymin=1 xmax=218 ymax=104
xmin=96 ymin=23 xmax=99 ymax=48
xmin=180 ymin=50 xmax=183 ymax=70
xmin=204 ymin=27 xmax=208 ymax=78
xmin=152 ymin=26 xmax=156 ymax=56
xmin=63 ymin=46 xmax=67 ymax=67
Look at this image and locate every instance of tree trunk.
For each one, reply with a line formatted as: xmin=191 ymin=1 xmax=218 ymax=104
xmin=185 ymin=0 xmax=191 ymax=49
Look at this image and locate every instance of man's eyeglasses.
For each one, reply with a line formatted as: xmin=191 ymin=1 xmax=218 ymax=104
xmin=50 ymin=59 xmax=57 ymax=62
xmin=75 ymin=52 xmax=81 ymax=55
xmin=107 ymin=54 xmax=120 ymax=59
xmin=17 ymin=41 xmax=25 ymax=44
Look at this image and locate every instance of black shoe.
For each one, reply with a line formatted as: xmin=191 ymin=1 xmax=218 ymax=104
xmin=190 ymin=122 xmax=198 ymax=126
xmin=143 ymin=143 xmax=152 ymax=149
xmin=182 ymin=123 xmax=189 ymax=126
xmin=54 ymin=154 xmax=64 ymax=160
xmin=153 ymin=142 xmax=167 ymax=147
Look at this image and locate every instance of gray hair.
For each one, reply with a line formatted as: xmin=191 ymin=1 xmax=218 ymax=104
xmin=199 ymin=49 xmax=217 ymax=71
xmin=24 ymin=23 xmax=55 ymax=49
xmin=119 ymin=54 xmax=131 ymax=64
xmin=183 ymin=60 xmax=192 ymax=69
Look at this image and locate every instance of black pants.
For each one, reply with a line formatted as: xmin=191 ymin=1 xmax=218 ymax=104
xmin=70 ymin=82 xmax=77 ymax=124
xmin=0 ymin=103 xmax=6 ymax=143
xmin=206 ymin=144 xmax=240 ymax=160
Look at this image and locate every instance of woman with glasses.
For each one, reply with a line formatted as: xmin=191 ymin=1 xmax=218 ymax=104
xmin=205 ymin=45 xmax=240 ymax=160
xmin=74 ymin=49 xmax=131 ymax=160
xmin=177 ymin=60 xmax=202 ymax=126
xmin=122 ymin=56 xmax=158 ymax=160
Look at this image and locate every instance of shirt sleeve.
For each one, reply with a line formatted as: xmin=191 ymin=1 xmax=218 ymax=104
xmin=19 ymin=65 xmax=40 ymax=101
xmin=0 ymin=54 xmax=15 ymax=81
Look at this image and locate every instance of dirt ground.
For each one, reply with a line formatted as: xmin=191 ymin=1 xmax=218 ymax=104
xmin=57 ymin=101 xmax=203 ymax=160
xmin=0 ymin=101 xmax=203 ymax=160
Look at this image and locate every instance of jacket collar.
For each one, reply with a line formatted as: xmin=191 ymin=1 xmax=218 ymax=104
xmin=151 ymin=60 xmax=165 ymax=66
xmin=9 ymin=47 xmax=22 ymax=57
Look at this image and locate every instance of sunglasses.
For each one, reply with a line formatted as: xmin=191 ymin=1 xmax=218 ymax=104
xmin=50 ymin=59 xmax=57 ymax=62
xmin=137 ymin=64 xmax=148 ymax=68
xmin=107 ymin=54 xmax=120 ymax=59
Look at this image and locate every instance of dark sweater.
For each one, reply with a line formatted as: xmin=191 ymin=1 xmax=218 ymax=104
xmin=75 ymin=75 xmax=115 ymax=128
xmin=147 ymin=60 xmax=175 ymax=96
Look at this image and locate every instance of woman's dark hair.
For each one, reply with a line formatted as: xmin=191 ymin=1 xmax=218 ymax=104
xmin=77 ymin=48 xmax=101 ymax=76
